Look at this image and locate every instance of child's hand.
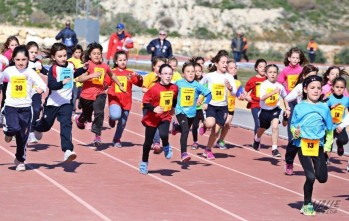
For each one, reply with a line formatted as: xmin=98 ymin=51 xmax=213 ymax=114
xmin=92 ymin=72 xmax=102 ymax=78
xmin=83 ymin=62 xmax=89 ymax=70
xmin=224 ymin=79 xmax=232 ymax=91
xmin=63 ymin=77 xmax=72 ymax=85
xmin=118 ymin=85 xmax=127 ymax=93
xmin=197 ymin=96 xmax=203 ymax=105
xmin=202 ymin=103 xmax=208 ymax=111
xmin=284 ymin=109 xmax=291 ymax=118
xmin=294 ymin=126 xmax=301 ymax=139
xmin=154 ymin=106 xmax=164 ymax=114
xmin=273 ymin=87 xmax=281 ymax=94
xmin=336 ymin=126 xmax=343 ymax=134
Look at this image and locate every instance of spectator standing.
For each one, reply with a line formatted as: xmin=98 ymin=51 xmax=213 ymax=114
xmin=231 ymin=32 xmax=244 ymax=62
xmin=55 ymin=21 xmax=78 ymax=58
xmin=146 ymin=30 xmax=173 ymax=62
xmin=106 ymin=23 xmax=134 ymax=64
xmin=307 ymin=38 xmax=318 ymax=63
xmin=241 ymin=34 xmax=249 ymax=62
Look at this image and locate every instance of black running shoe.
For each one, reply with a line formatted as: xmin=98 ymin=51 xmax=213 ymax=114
xmin=252 ymin=139 xmax=261 ymax=151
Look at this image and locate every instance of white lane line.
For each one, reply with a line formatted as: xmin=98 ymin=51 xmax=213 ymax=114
xmin=0 ymin=145 xmax=112 ymax=221
xmin=118 ymin=114 xmax=349 ymax=215
xmin=49 ymin=127 xmax=247 ymax=221
xmin=129 ymin=110 xmax=349 ymax=182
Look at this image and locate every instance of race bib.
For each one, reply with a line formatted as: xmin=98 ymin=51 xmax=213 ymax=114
xmin=256 ymin=82 xmax=261 ymax=98
xmin=92 ymin=67 xmax=105 ymax=85
xmin=11 ymin=76 xmax=27 ymax=98
xmin=160 ymin=91 xmax=173 ymax=111
xmin=331 ymin=104 xmax=345 ymax=124
xmin=60 ymin=68 xmax=73 ymax=89
xmin=180 ymin=88 xmax=195 ymax=106
xmin=265 ymin=88 xmax=278 ymax=107
xmin=115 ymin=76 xmax=127 ymax=93
xmin=301 ymin=138 xmax=319 ymax=157
xmin=212 ymin=83 xmax=225 ymax=101
xmin=287 ymin=74 xmax=298 ymax=91
xmin=228 ymin=95 xmax=236 ymax=112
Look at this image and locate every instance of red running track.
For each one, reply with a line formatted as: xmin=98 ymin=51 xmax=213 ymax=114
xmin=0 ymin=100 xmax=349 ymax=221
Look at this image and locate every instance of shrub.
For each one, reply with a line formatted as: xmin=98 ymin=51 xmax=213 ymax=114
xmin=159 ymin=17 xmax=175 ymax=28
xmin=334 ymin=48 xmax=349 ymax=65
xmin=36 ymin=0 xmax=75 ymax=15
xmin=193 ymin=27 xmax=216 ymax=39
xmin=29 ymin=10 xmax=50 ymax=25
xmin=287 ymin=0 xmax=316 ymax=11
xmin=248 ymin=44 xmax=284 ymax=62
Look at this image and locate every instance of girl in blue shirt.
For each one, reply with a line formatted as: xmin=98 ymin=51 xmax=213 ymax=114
xmin=175 ymin=62 xmax=211 ymax=162
xmin=326 ymin=76 xmax=349 ymax=157
xmin=291 ymin=75 xmax=333 ymax=216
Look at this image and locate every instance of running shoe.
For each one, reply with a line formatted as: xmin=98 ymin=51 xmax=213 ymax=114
xmin=216 ymin=140 xmax=227 ymax=150
xmin=252 ymin=139 xmax=261 ymax=151
xmin=171 ymin=122 xmax=179 ymax=135
xmin=112 ymin=139 xmax=122 ymax=148
xmin=191 ymin=142 xmax=199 ymax=150
xmin=181 ymin=152 xmax=191 ymax=162
xmin=14 ymin=159 xmax=26 ymax=172
xmin=28 ymin=132 xmax=38 ymax=143
xmin=64 ymin=150 xmax=77 ymax=162
xmin=94 ymin=135 xmax=102 ymax=147
xmin=74 ymin=114 xmax=85 ymax=129
xmin=139 ymin=161 xmax=148 ymax=175
xmin=163 ymin=145 xmax=173 ymax=159
xmin=203 ymin=148 xmax=215 ymax=160
xmin=300 ymin=203 xmax=316 ymax=216
xmin=199 ymin=125 xmax=206 ymax=136
xmin=285 ymin=163 xmax=294 ymax=175
xmin=153 ymin=143 xmax=162 ymax=154
xmin=336 ymin=140 xmax=344 ymax=156
xmin=109 ymin=118 xmax=116 ymax=128
xmin=272 ymin=149 xmax=282 ymax=158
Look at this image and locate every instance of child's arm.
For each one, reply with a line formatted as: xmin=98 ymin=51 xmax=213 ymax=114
xmin=260 ymin=87 xmax=280 ymax=101
xmin=324 ymin=130 xmax=334 ymax=153
xmin=30 ymin=70 xmax=47 ymax=94
xmin=107 ymin=71 xmax=126 ymax=93
xmin=76 ymin=71 xmax=101 ymax=83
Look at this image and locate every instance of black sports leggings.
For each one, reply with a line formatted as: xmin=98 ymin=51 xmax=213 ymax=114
xmin=176 ymin=114 xmax=195 ymax=154
xmin=142 ymin=121 xmax=170 ymax=162
xmin=298 ymin=146 xmax=328 ymax=204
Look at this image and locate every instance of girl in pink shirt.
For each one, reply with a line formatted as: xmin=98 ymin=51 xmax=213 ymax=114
xmin=322 ymin=66 xmax=349 ymax=99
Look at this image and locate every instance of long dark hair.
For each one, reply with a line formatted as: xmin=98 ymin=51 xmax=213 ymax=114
xmin=9 ymin=45 xmax=29 ymax=68
xmin=283 ymin=47 xmax=308 ymax=67
xmin=113 ymin=50 xmax=128 ymax=68
xmin=207 ymin=50 xmax=228 ymax=72
xmin=295 ymin=64 xmax=319 ymax=85
xmin=84 ymin=42 xmax=103 ymax=63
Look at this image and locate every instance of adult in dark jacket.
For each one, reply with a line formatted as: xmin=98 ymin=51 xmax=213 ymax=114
xmin=231 ymin=32 xmax=244 ymax=62
xmin=56 ymin=21 xmax=78 ymax=58
xmin=146 ymin=30 xmax=173 ymax=61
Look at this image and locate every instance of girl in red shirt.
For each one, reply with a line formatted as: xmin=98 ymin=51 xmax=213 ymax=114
xmin=242 ymin=59 xmax=267 ymax=135
xmin=139 ymin=64 xmax=178 ymax=174
xmin=74 ymin=42 xmax=125 ymax=148
xmin=106 ymin=51 xmax=143 ymax=147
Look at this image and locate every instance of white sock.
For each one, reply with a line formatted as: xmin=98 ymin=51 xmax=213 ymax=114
xmin=254 ymin=134 xmax=261 ymax=142
xmin=272 ymin=145 xmax=278 ymax=150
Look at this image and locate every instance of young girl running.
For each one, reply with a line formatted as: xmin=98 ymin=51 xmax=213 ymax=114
xmin=191 ymin=62 xmax=205 ymax=149
xmin=168 ymin=56 xmax=182 ymax=83
xmin=326 ymin=77 xmax=349 ymax=157
xmin=336 ymin=114 xmax=349 ymax=172
xmin=322 ymin=66 xmax=349 ymax=99
xmin=242 ymin=59 xmax=267 ymax=135
xmin=175 ymin=62 xmax=211 ymax=162
xmin=139 ymin=64 xmax=178 ymax=174
xmin=0 ymin=45 xmax=46 ymax=171
xmin=67 ymin=44 xmax=84 ymax=114
xmin=74 ymin=42 xmax=125 ymax=147
xmin=252 ymin=64 xmax=290 ymax=157
xmin=33 ymin=43 xmax=84 ymax=162
xmin=142 ymin=56 xmax=167 ymax=153
xmin=216 ymin=60 xmax=243 ymax=149
xmin=199 ymin=50 xmax=236 ymax=160
xmin=284 ymin=64 xmax=319 ymax=175
xmin=277 ymin=47 xmax=307 ymax=141
xmin=106 ymin=50 xmax=143 ymax=147
xmin=26 ymin=41 xmax=49 ymax=143
xmin=290 ymin=75 xmax=333 ymax=216
xmin=1 ymin=36 xmax=19 ymax=125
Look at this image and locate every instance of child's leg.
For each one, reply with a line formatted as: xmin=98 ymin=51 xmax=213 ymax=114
xmin=192 ymin=109 xmax=202 ymax=143
xmin=271 ymin=118 xmax=279 ymax=147
xmin=313 ymin=147 xmax=328 ymax=183
xmin=285 ymin=141 xmax=298 ymax=165
xmin=205 ymin=117 xmax=217 ymax=148
xmin=251 ymin=108 xmax=260 ymax=135
xmin=218 ymin=114 xmax=233 ymax=142
xmin=1 ymin=82 xmax=7 ymax=110
xmin=79 ymin=97 xmax=94 ymax=123
xmin=2 ymin=106 xmax=21 ymax=138
xmin=176 ymin=114 xmax=190 ymax=154
xmin=109 ymin=104 xmax=122 ymax=121
xmin=142 ymin=108 xmax=160 ymax=147
xmin=30 ymin=93 xmax=42 ymax=132
xmin=32 ymin=106 xmax=58 ymax=133
xmin=57 ymin=104 xmax=74 ymax=152
xmin=335 ymin=128 xmax=348 ymax=156
xmin=15 ymin=107 xmax=32 ymax=162
xmin=114 ymin=109 xmax=130 ymax=141
xmin=142 ymin=126 xmax=157 ymax=162
xmin=92 ymin=94 xmax=106 ymax=136
xmin=158 ymin=121 xmax=170 ymax=147
xmin=72 ymin=82 xmax=78 ymax=113
xmin=297 ymin=148 xmax=317 ymax=205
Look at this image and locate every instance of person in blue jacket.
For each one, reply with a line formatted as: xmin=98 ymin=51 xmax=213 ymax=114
xmin=146 ymin=30 xmax=173 ymax=62
xmin=56 ymin=21 xmax=78 ymax=58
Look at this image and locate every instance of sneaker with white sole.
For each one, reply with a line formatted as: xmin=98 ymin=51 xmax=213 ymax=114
xmin=203 ymin=148 xmax=215 ymax=160
xmin=272 ymin=149 xmax=282 ymax=158
xmin=63 ymin=150 xmax=77 ymax=162
xmin=14 ymin=159 xmax=26 ymax=171
xmin=34 ymin=130 xmax=43 ymax=141
xmin=112 ymin=139 xmax=122 ymax=148
xmin=139 ymin=161 xmax=148 ymax=174
xmin=163 ymin=145 xmax=173 ymax=159
xmin=28 ymin=132 xmax=38 ymax=143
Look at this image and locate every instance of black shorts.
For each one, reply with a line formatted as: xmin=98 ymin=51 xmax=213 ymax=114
xmin=206 ymin=104 xmax=228 ymax=127
xmin=258 ymin=107 xmax=281 ymax=129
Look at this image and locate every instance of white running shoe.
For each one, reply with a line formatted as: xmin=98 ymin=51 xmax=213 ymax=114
xmin=28 ymin=132 xmax=38 ymax=143
xmin=64 ymin=150 xmax=77 ymax=162
xmin=14 ymin=159 xmax=26 ymax=171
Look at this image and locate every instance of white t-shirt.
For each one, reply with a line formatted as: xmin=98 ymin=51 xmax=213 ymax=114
xmin=259 ymin=80 xmax=287 ymax=110
xmin=200 ymin=71 xmax=236 ymax=106
xmin=0 ymin=66 xmax=47 ymax=108
xmin=285 ymin=83 xmax=303 ymax=104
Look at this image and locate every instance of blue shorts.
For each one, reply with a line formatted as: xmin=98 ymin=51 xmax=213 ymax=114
xmin=206 ymin=104 xmax=228 ymax=127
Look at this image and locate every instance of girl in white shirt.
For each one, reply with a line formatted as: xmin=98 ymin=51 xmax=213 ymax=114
xmin=0 ymin=45 xmax=46 ymax=171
